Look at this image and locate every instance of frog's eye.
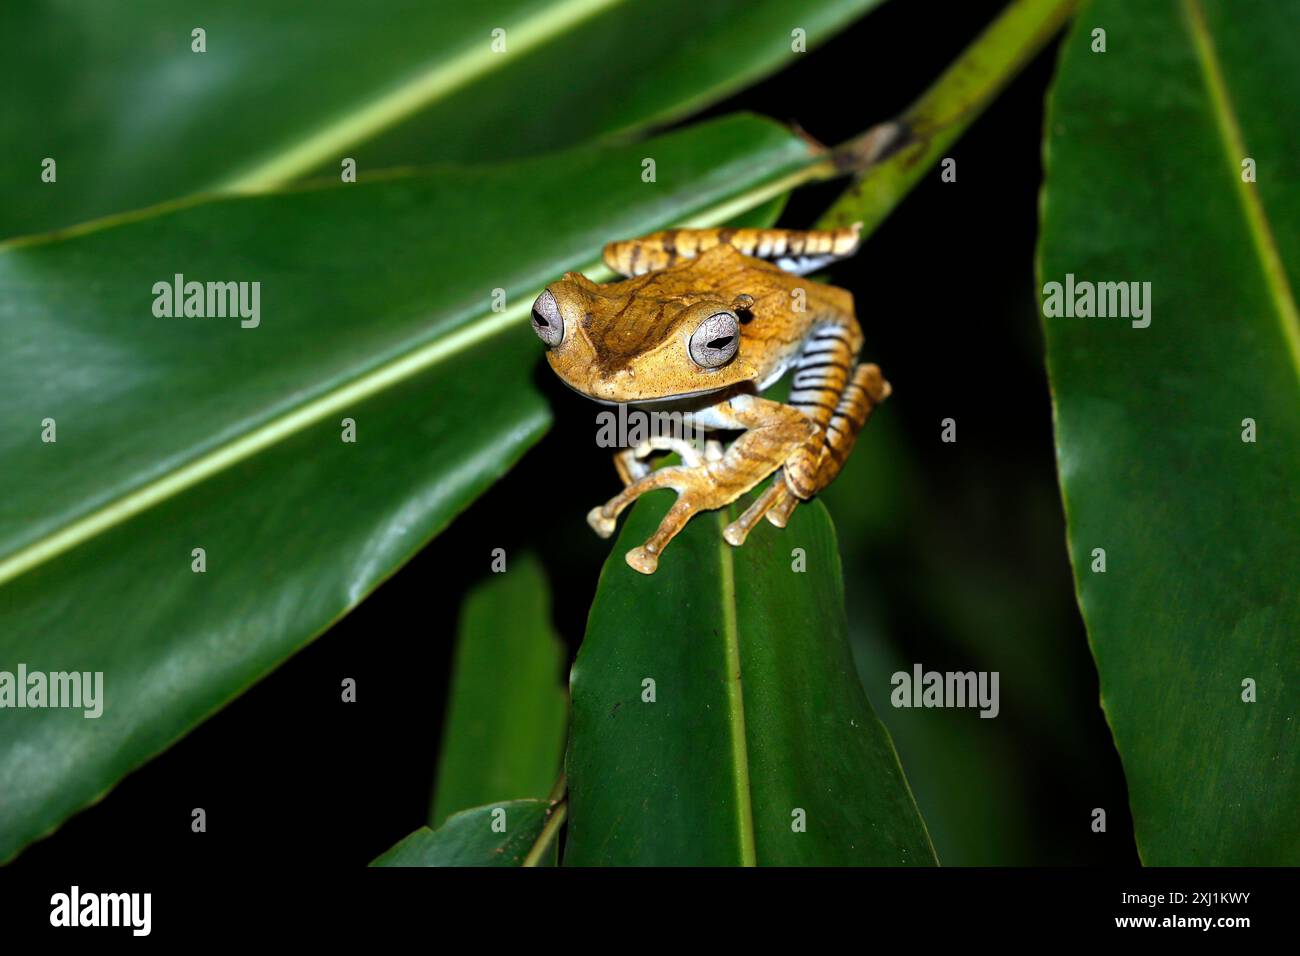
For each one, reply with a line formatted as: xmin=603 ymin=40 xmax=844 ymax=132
xmin=688 ymin=311 xmax=739 ymax=368
xmin=531 ymin=290 xmax=564 ymax=347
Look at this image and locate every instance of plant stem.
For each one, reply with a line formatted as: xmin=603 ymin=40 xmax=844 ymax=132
xmin=544 ymin=769 xmax=568 ymax=805
xmin=522 ymin=800 xmax=568 ymax=867
xmin=817 ymin=0 xmax=1079 ymax=232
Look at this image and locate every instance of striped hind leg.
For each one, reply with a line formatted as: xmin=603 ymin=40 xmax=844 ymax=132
xmin=723 ymin=319 xmax=864 ymax=544
xmin=779 ymin=361 xmax=890 ymax=513
xmin=723 ymin=364 xmax=890 ymax=544
xmin=602 ymin=224 xmax=863 ymax=277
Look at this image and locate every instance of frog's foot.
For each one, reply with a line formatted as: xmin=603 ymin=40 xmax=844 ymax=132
xmin=624 ymin=497 xmax=702 ymax=574
xmin=589 ymin=458 xmax=774 ymax=573
xmin=612 ymin=448 xmax=652 ymax=486
xmin=766 ymin=483 xmax=801 ymax=527
xmin=589 ymin=460 xmax=739 ymax=573
xmin=588 ymin=463 xmax=717 ymax=574
xmin=612 ymin=436 xmax=709 ymax=486
xmin=623 ymin=467 xmax=757 ymax=574
xmin=722 ymin=475 xmax=788 ymax=546
xmin=609 ymin=396 xmax=819 ymax=572
xmin=587 ymin=465 xmax=692 ymax=539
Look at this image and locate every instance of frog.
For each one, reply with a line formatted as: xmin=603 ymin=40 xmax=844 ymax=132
xmin=531 ymin=225 xmax=890 ymax=574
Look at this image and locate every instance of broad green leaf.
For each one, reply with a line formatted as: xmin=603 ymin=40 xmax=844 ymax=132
xmin=430 ymin=554 xmax=567 ymax=827
xmin=0 ymin=114 xmax=825 ymax=861
xmin=372 ymin=799 xmax=559 ymax=867
xmin=0 ymin=0 xmax=882 ymax=238
xmin=1039 ymin=0 xmax=1300 ymax=864
xmin=565 ymin=493 xmax=935 ymax=865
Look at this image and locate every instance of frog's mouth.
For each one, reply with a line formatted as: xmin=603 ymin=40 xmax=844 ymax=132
xmin=558 ymin=376 xmax=749 ymax=410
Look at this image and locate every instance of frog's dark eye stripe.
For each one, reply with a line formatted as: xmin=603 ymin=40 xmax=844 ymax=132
xmin=531 ymin=290 xmax=564 ymax=347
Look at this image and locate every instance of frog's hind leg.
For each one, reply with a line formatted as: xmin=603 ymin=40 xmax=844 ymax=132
xmin=779 ymin=361 xmax=891 ymax=520
xmin=724 ymin=354 xmax=890 ymax=545
xmin=602 ymin=224 xmax=863 ymax=277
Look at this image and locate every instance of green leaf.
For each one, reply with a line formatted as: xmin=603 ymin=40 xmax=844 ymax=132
xmin=0 ymin=0 xmax=882 ymax=238
xmin=372 ymin=799 xmax=559 ymax=867
xmin=564 ymin=492 xmax=935 ymax=865
xmin=431 ymin=554 xmax=567 ymax=827
xmin=1039 ymin=0 xmax=1300 ymax=864
xmin=0 ymin=114 xmax=824 ymax=862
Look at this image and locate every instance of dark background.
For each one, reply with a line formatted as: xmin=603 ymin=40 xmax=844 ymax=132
xmin=15 ymin=0 xmax=1137 ymax=867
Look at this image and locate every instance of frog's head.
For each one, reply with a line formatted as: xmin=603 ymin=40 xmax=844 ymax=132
xmin=531 ymin=271 xmax=758 ymax=403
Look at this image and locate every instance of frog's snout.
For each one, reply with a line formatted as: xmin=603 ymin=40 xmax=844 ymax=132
xmin=589 ymin=368 xmax=636 ymax=401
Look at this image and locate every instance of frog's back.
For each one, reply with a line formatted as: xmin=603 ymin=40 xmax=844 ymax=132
xmin=609 ymin=244 xmax=853 ymax=325
xmin=679 ymin=245 xmax=857 ymax=377
xmin=583 ymin=242 xmax=858 ymax=390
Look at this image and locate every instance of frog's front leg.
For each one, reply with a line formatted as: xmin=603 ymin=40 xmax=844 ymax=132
xmin=588 ymin=395 xmax=817 ymax=573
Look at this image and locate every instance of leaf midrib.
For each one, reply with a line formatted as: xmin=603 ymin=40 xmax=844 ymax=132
xmin=216 ymin=0 xmax=630 ymax=193
xmin=716 ymin=510 xmax=757 ymax=866
xmin=1182 ymin=0 xmax=1300 ymax=385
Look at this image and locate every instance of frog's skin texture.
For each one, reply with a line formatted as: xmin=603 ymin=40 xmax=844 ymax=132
xmin=533 ymin=226 xmax=889 ymax=574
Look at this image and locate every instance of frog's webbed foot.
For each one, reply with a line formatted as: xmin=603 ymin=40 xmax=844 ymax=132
xmin=587 ymin=464 xmax=713 ymax=574
xmin=766 ymin=483 xmax=802 ymax=527
xmin=588 ymin=465 xmax=687 ymax=539
xmin=591 ymin=395 xmax=816 ymax=573
xmin=611 ymin=436 xmax=719 ymax=487
xmin=722 ymin=472 xmax=799 ymax=545
xmin=594 ymin=462 xmax=741 ymax=574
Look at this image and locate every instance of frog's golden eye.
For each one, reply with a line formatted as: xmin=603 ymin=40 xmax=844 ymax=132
xmin=688 ymin=311 xmax=739 ymax=368
xmin=531 ymin=289 xmax=564 ymax=347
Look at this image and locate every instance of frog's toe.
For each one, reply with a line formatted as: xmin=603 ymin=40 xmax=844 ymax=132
xmin=765 ymin=485 xmax=801 ymax=527
xmin=723 ymin=477 xmax=786 ymax=545
xmin=587 ymin=506 xmax=618 ymax=538
xmin=625 ymin=545 xmax=659 ymax=575
xmin=721 ymin=521 xmax=747 ymax=546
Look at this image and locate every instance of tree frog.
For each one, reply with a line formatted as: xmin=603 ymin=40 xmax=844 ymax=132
xmin=532 ymin=225 xmax=889 ymax=574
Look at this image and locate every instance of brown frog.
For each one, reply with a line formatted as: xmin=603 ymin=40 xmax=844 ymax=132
xmin=532 ymin=225 xmax=889 ymax=574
